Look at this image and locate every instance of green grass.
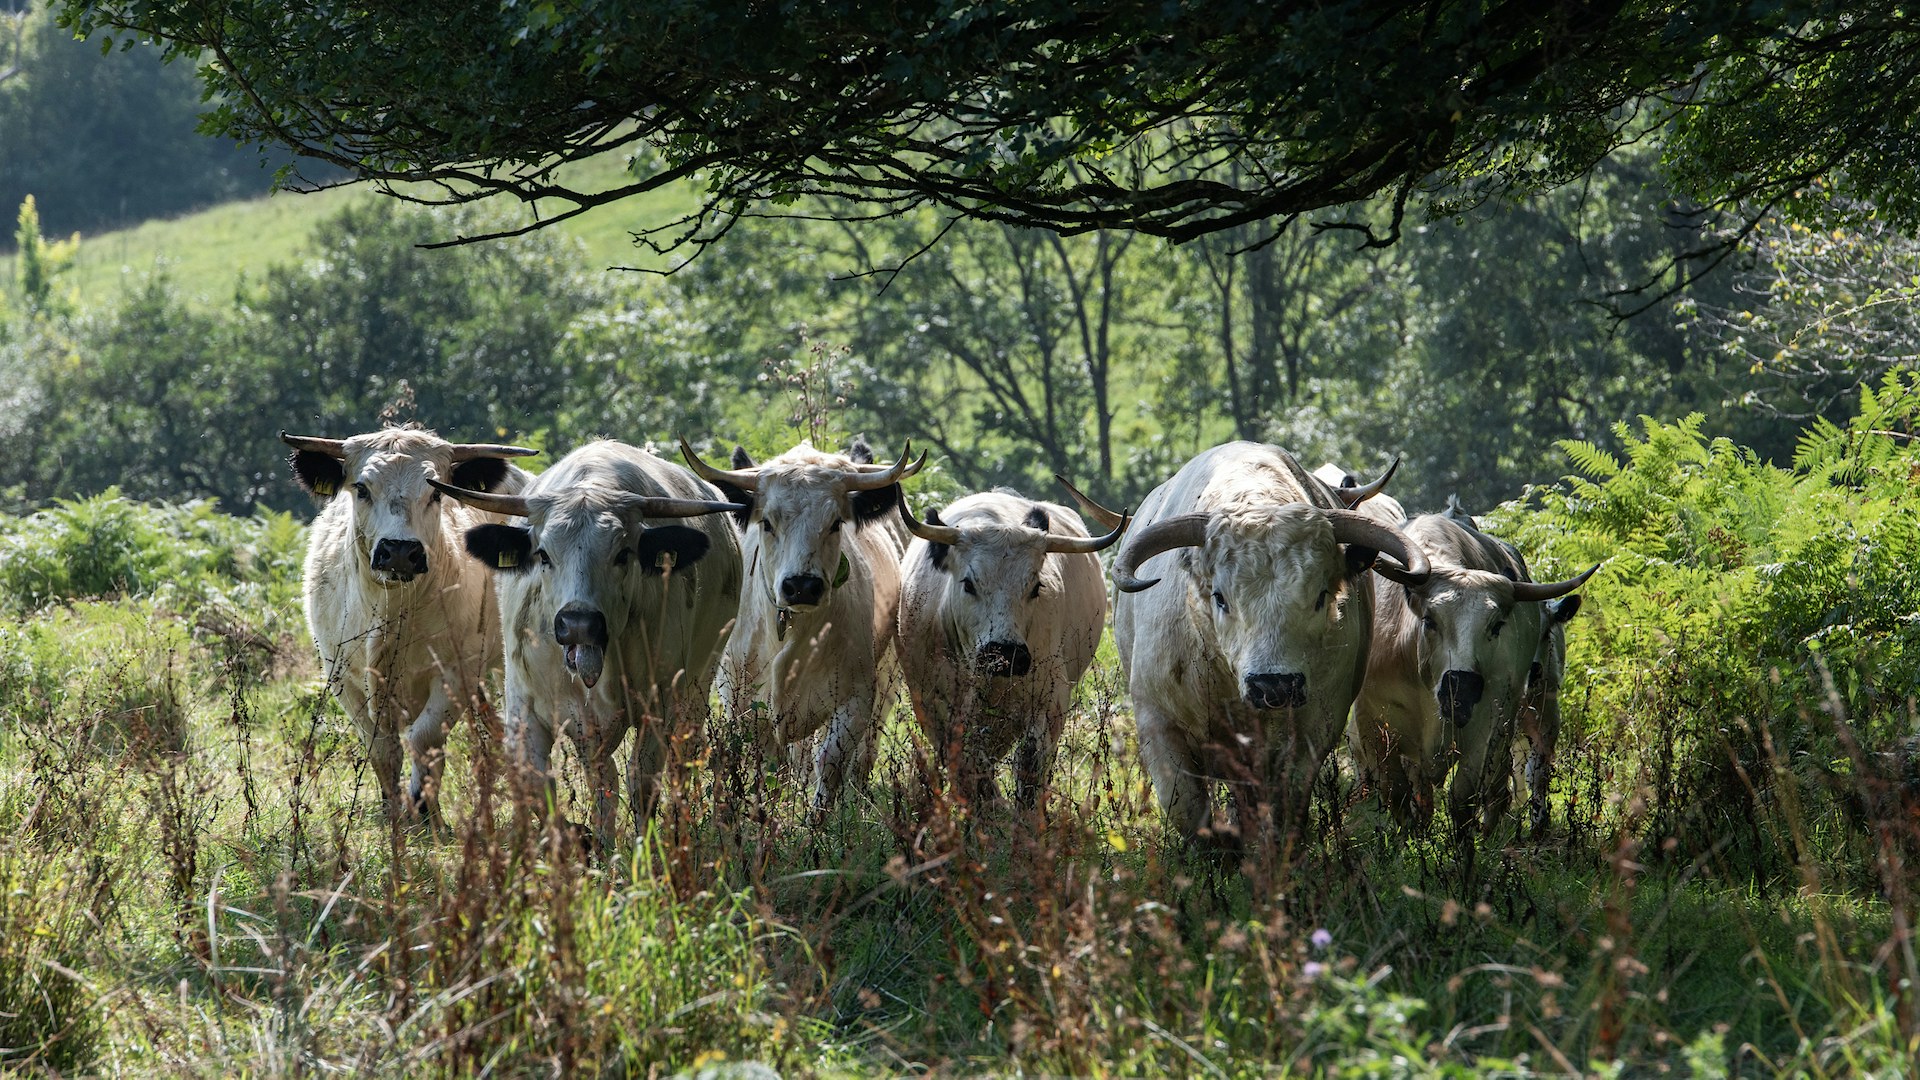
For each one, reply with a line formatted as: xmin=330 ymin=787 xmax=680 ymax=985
xmin=52 ymin=152 xmax=699 ymax=307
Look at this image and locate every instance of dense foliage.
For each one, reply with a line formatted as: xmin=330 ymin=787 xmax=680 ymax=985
xmin=47 ymin=0 xmax=1920 ymax=265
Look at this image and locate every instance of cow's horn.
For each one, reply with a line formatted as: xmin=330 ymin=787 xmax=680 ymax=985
xmin=624 ymin=494 xmax=750 ymax=519
xmin=841 ymin=442 xmax=926 ymax=491
xmin=679 ymin=437 xmax=760 ymax=491
xmin=1335 ymin=456 xmax=1400 ymax=509
xmin=1112 ymin=513 xmax=1209 ymax=593
xmin=1054 ymin=473 xmax=1127 ymax=530
xmin=1325 ymin=508 xmax=1430 ymax=586
xmin=427 ymin=478 xmax=531 ymax=517
xmin=448 ymin=442 xmax=540 ymax=462
xmin=280 ymin=431 xmax=347 ymax=458
xmin=1512 ymin=563 xmax=1601 ymax=602
xmin=1043 ymin=510 xmax=1132 ymax=555
xmin=898 ymin=498 xmax=964 ymax=546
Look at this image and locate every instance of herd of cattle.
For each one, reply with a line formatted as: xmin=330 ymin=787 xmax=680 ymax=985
xmin=280 ymin=426 xmax=1596 ymax=854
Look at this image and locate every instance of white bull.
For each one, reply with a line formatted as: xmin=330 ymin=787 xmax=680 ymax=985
xmin=284 ymin=426 xmax=537 ymax=820
xmin=895 ymin=483 xmax=1128 ymax=806
xmin=1348 ymin=512 xmax=1595 ymax=838
xmin=433 ymin=441 xmax=743 ymax=848
xmin=1111 ymin=442 xmax=1426 ymax=848
xmin=681 ymin=437 xmax=921 ymax=819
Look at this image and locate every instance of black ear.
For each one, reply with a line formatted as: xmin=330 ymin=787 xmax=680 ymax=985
xmin=290 ymin=450 xmax=347 ymax=498
xmin=465 ymin=524 xmax=533 ymax=572
xmin=450 ymin=456 xmax=511 ymax=493
xmin=636 ymin=526 xmax=712 ymax=575
xmin=848 ymin=437 xmax=874 ymax=465
xmin=925 ymin=506 xmax=950 ymax=570
xmin=1024 ymin=505 xmax=1050 ymax=532
xmin=1343 ymin=545 xmax=1378 ymax=580
xmin=1547 ymin=594 xmax=1583 ymax=625
xmin=851 ymin=482 xmax=900 ymax=526
xmin=731 ymin=445 xmax=754 ymax=469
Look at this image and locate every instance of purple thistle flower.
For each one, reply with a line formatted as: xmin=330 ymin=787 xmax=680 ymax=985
xmin=1310 ymin=927 xmax=1333 ymax=950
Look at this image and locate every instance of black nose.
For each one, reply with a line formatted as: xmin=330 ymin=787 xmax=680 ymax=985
xmin=1439 ymin=670 xmax=1486 ymax=719
xmin=780 ymin=573 xmax=827 ymax=607
xmin=371 ymin=538 xmax=427 ymax=577
xmin=976 ymin=640 xmax=1032 ymax=677
xmin=1244 ymin=672 xmax=1307 ymax=711
xmin=553 ymin=607 xmax=608 ymax=649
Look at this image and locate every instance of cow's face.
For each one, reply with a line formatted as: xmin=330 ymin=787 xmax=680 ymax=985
xmin=465 ymin=496 xmax=712 ymax=689
xmin=922 ymin=511 xmax=1062 ymax=678
xmin=738 ymin=464 xmax=898 ymax=614
xmin=1197 ymin=506 xmax=1372 ymax=711
xmin=1404 ymin=568 xmax=1542 ymax=731
xmin=290 ymin=434 xmax=514 ymax=588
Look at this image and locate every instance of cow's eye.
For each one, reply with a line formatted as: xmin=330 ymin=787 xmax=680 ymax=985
xmin=1314 ymin=589 xmax=1329 ymax=612
xmin=614 ymin=548 xmax=633 ymax=567
xmin=535 ymin=549 xmax=553 ymax=568
xmin=1029 ymin=581 xmax=1042 ymax=600
xmin=1422 ymin=613 xmax=1438 ymax=631
xmin=962 ymin=577 xmax=978 ymax=597
xmin=353 ymin=483 xmax=371 ymax=502
xmin=1212 ymin=590 xmax=1228 ymax=613
xmin=1489 ymin=620 xmax=1505 ymax=639
xmin=830 ymin=518 xmax=845 ymax=531
xmin=759 ymin=519 xmax=774 ymax=536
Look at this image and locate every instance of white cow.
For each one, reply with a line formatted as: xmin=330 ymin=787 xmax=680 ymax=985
xmin=433 ymin=441 xmax=743 ymax=848
xmin=681 ymin=437 xmax=921 ymax=820
xmin=284 ymin=426 xmax=537 ymax=820
xmin=1348 ymin=512 xmax=1595 ymax=839
xmin=895 ymin=484 xmax=1128 ymax=806
xmin=1112 ymin=442 xmax=1427 ymax=848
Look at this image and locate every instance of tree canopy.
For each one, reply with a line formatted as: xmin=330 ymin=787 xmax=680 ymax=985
xmin=51 ymin=1 xmax=1920 ymax=261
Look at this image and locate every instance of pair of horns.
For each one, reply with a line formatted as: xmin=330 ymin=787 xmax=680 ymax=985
xmin=424 ymin=478 xmax=743 ymax=520
xmin=898 ymin=495 xmax=1132 ymax=554
xmin=1113 ymin=506 xmax=1432 ymax=593
xmin=678 ymin=437 xmax=926 ymax=492
xmin=279 ymin=431 xmax=540 ymax=463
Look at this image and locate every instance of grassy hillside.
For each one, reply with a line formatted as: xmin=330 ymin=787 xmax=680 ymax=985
xmin=55 ymin=153 xmax=697 ymax=306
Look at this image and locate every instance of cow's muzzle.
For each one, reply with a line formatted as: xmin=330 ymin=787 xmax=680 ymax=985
xmin=371 ymin=538 xmax=428 ymax=580
xmin=779 ymin=573 xmax=827 ymax=608
xmin=976 ymin=640 xmax=1033 ymax=678
xmin=554 ymin=607 xmax=609 ymax=689
xmin=1243 ymin=672 xmax=1307 ymax=711
xmin=1438 ymin=670 xmax=1485 ymax=721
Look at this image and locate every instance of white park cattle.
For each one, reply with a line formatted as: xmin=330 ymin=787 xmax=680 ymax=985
xmin=433 ymin=441 xmax=743 ymax=847
xmin=895 ymin=484 xmax=1128 ymax=806
xmin=1348 ymin=512 xmax=1595 ymax=838
xmin=681 ymin=437 xmax=921 ymax=819
xmin=1111 ymin=442 xmax=1426 ymax=848
xmin=284 ymin=426 xmax=537 ymax=819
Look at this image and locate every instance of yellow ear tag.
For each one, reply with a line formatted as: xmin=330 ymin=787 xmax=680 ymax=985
xmin=313 ymin=479 xmax=338 ymax=496
xmin=497 ymin=550 xmax=520 ymax=569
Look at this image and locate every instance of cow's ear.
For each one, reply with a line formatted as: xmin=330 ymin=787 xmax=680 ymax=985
xmin=290 ymin=450 xmax=347 ymax=498
xmin=636 ymin=526 xmax=712 ymax=575
xmin=1547 ymin=594 xmax=1583 ymax=625
xmin=1024 ymin=506 xmax=1050 ymax=532
xmin=465 ymin=524 xmax=533 ymax=572
xmin=847 ymin=437 xmax=874 ymax=465
xmin=708 ymin=479 xmax=753 ymax=528
xmin=449 ymin=456 xmax=512 ymax=493
xmin=731 ymin=445 xmax=755 ymax=469
xmin=1342 ymin=544 xmax=1379 ymax=581
xmin=925 ymin=506 xmax=950 ymax=570
xmin=850 ymin=482 xmax=900 ymax=527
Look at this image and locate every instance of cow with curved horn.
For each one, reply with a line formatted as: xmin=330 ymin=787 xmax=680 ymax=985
xmin=681 ymin=435 xmax=922 ymax=819
xmin=1111 ymin=441 xmax=1428 ymax=850
xmin=1348 ymin=509 xmax=1597 ymax=841
xmin=435 ymin=441 xmax=744 ymax=850
xmin=283 ymin=425 xmax=539 ymax=821
xmin=896 ymin=481 xmax=1129 ymax=807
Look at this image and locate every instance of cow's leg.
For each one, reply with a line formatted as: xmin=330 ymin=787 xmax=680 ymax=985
xmin=628 ymin=707 xmax=669 ymax=832
xmin=1137 ymin=705 xmax=1210 ymax=842
xmin=364 ymin=673 xmax=408 ymax=821
xmin=1521 ymin=688 xmax=1561 ymax=839
xmin=808 ymin=695 xmax=874 ymax=822
xmin=1012 ymin=685 xmax=1069 ymax=811
xmin=584 ymin=718 xmax=625 ymax=855
xmin=406 ymin=680 xmax=454 ymax=821
xmin=504 ymin=686 xmax=558 ymax=815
